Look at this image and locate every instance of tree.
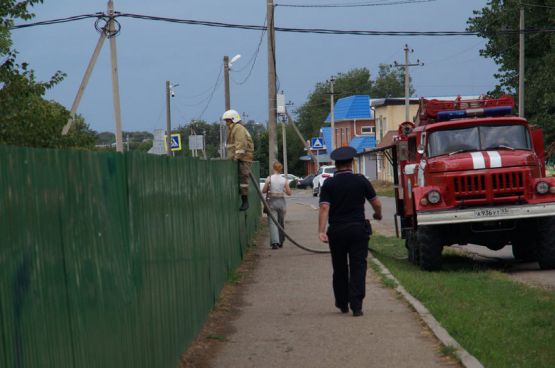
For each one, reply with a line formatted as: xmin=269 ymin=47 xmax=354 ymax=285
xmin=467 ymin=0 xmax=555 ymax=143
xmin=1 ymin=0 xmax=96 ymax=149
xmin=1 ymin=0 xmax=44 ymax=56
xmin=372 ymin=64 xmax=413 ymax=98
xmin=0 ymin=63 xmax=95 ymax=149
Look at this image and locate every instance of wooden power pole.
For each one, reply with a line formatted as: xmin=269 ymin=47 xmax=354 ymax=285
xmin=267 ymin=0 xmax=277 ymax=169
xmin=393 ymin=45 xmax=423 ymax=122
xmin=108 ymin=0 xmax=124 ymax=152
xmin=62 ymin=0 xmax=124 ymax=153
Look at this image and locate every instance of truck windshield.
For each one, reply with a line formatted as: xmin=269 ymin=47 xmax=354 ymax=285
xmin=427 ymin=125 xmax=530 ymax=157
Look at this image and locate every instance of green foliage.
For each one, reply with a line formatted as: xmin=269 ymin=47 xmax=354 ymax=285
xmin=372 ymin=64 xmax=413 ymax=98
xmin=467 ymin=1 xmax=555 ymax=143
xmin=0 ymin=0 xmax=96 ymax=149
xmin=1 ymin=0 xmax=44 ymax=55
xmin=0 ymin=65 xmax=95 ymax=149
xmin=371 ymin=234 xmax=555 ymax=368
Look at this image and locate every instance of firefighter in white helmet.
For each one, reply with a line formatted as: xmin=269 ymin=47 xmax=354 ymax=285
xmin=222 ymin=109 xmax=254 ymax=211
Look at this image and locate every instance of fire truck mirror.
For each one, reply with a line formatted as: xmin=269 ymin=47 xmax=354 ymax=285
xmin=417 ymin=144 xmax=425 ymax=155
xmin=417 ymin=132 xmax=427 ymax=155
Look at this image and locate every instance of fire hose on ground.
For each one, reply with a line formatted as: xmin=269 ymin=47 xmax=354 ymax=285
xmin=248 ymin=171 xmax=330 ymax=254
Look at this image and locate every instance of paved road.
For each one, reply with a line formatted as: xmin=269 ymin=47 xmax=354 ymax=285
xmin=208 ymin=191 xmax=456 ymax=368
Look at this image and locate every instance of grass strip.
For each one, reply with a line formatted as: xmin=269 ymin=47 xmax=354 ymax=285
xmin=369 ymin=234 xmax=555 ymax=368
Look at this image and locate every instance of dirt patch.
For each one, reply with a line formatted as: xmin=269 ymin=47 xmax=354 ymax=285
xmin=179 ymin=224 xmax=266 ymax=368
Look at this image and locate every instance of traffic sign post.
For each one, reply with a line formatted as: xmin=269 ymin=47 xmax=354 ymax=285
xmin=163 ymin=133 xmax=182 ymax=152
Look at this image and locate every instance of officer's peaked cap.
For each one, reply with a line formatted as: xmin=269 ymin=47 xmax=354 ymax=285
xmin=330 ymin=146 xmax=357 ymax=161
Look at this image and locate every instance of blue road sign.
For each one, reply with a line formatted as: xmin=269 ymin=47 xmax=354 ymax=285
xmin=171 ymin=135 xmax=180 ymax=149
xmin=164 ymin=133 xmax=182 ymax=151
xmin=311 ymin=137 xmax=324 ymax=150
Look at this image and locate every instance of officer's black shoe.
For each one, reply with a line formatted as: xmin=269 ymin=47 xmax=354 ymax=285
xmin=271 ymin=243 xmax=279 ymax=250
xmin=336 ymin=303 xmax=349 ymax=313
xmin=352 ymin=310 xmax=364 ymax=317
xmin=239 ymin=195 xmax=249 ymax=211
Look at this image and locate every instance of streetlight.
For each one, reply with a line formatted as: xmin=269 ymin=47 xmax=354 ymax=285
xmin=221 ymin=54 xmax=242 ymax=158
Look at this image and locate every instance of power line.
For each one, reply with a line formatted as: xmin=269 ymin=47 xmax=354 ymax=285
xmin=275 ymin=0 xmax=436 ymax=8
xmin=10 ymin=13 xmax=102 ymax=29
xmin=197 ymin=64 xmax=224 ymax=120
xmin=119 ymin=13 xmax=482 ymax=36
xmin=232 ymin=19 xmax=267 ymax=85
xmin=12 ymin=12 xmax=555 ymax=37
xmin=11 ymin=12 xmax=478 ymax=36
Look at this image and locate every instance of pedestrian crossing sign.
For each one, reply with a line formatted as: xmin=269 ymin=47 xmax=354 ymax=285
xmin=311 ymin=137 xmax=324 ymax=150
xmin=164 ymin=133 xmax=182 ymax=151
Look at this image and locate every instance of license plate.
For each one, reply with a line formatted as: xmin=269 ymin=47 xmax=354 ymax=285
xmin=473 ymin=207 xmax=510 ymax=218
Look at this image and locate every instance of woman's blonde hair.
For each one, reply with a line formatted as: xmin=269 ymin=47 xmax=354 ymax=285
xmin=273 ymin=161 xmax=283 ymax=173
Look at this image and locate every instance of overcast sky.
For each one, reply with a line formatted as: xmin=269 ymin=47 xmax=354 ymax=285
xmin=11 ymin=0 xmax=498 ymax=133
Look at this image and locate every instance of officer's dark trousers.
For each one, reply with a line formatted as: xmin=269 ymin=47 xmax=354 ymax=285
xmin=327 ymin=223 xmax=370 ymax=312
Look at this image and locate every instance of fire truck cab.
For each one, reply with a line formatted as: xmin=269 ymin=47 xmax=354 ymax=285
xmin=383 ymin=95 xmax=555 ymax=270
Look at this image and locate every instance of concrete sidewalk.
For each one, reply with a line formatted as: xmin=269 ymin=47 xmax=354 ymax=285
xmin=208 ymin=193 xmax=456 ymax=368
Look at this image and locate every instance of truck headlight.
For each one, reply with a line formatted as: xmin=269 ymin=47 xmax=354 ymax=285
xmin=536 ymin=181 xmax=550 ymax=195
xmin=427 ymin=190 xmax=441 ymax=204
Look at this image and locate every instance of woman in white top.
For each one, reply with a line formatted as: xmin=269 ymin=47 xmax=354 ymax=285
xmin=262 ymin=161 xmax=292 ymax=249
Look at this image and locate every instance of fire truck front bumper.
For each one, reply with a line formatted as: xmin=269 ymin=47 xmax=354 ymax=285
xmin=417 ymin=202 xmax=555 ymax=226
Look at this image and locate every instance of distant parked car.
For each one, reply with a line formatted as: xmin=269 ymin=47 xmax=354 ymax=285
xmin=296 ymin=174 xmax=315 ymax=189
xmin=312 ymin=165 xmax=336 ymax=196
xmin=259 ymin=178 xmax=266 ymax=192
xmin=280 ymin=173 xmax=300 ymax=184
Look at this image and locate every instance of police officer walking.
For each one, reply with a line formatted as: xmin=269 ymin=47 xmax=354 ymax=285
xmin=222 ymin=109 xmax=254 ymax=211
xmin=318 ymin=146 xmax=382 ymax=316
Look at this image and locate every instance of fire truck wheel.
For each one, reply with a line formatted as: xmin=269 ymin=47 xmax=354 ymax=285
xmin=537 ymin=216 xmax=555 ymax=270
xmin=511 ymin=240 xmax=538 ymax=262
xmin=405 ymin=230 xmax=419 ymax=265
xmin=417 ymin=226 xmax=443 ymax=271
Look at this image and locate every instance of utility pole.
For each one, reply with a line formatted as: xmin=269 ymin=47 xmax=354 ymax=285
xmin=222 ymin=55 xmax=231 ymax=158
xmin=393 ymin=44 xmax=423 ymax=122
xmin=108 ymin=0 xmax=124 ymax=152
xmin=267 ymin=0 xmax=278 ymax=169
xmin=329 ymin=77 xmax=336 ymax=151
xmin=224 ymin=55 xmax=231 ymax=111
xmin=62 ymin=0 xmax=124 ymax=153
xmin=519 ymin=7 xmax=525 ymax=118
xmin=165 ymin=80 xmax=172 ymax=156
xmin=282 ymin=118 xmax=288 ymax=176
xmin=62 ymin=30 xmax=106 ymax=136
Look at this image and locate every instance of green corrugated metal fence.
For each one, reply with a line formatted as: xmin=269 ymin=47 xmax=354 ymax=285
xmin=0 ymin=145 xmax=260 ymax=367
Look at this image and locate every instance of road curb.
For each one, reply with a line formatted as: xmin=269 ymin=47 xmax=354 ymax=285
xmin=369 ymin=254 xmax=484 ymax=368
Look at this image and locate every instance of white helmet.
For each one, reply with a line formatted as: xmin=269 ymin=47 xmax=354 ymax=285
xmin=222 ymin=109 xmax=241 ymax=124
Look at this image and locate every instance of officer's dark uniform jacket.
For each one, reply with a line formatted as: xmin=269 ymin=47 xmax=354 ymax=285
xmin=319 ymin=169 xmax=377 ymax=313
xmin=319 ymin=170 xmax=376 ymax=227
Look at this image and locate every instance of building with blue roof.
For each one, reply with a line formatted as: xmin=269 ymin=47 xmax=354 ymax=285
xmin=323 ymin=95 xmax=376 ymax=151
xmin=325 ymin=95 xmax=374 ymax=123
xmin=300 ymin=95 xmax=378 ymax=176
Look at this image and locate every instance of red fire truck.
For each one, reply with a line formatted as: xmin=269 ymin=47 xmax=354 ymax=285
xmin=381 ymin=95 xmax=555 ymax=271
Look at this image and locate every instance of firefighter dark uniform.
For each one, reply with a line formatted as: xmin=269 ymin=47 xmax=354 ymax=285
xmin=318 ymin=146 xmax=381 ymax=316
xmin=223 ymin=109 xmax=254 ymax=211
